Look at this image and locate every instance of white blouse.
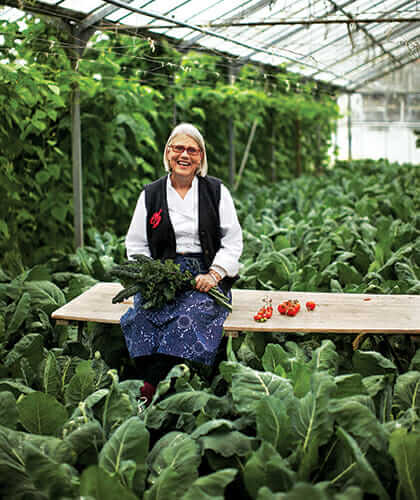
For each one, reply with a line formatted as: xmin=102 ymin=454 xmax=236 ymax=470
xmin=125 ymin=176 xmax=243 ymax=278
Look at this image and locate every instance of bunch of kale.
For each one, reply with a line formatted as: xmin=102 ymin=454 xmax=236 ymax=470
xmin=110 ymin=254 xmax=231 ymax=311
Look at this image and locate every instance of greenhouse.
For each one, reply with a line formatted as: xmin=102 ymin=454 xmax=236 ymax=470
xmin=1 ymin=1 xmax=420 ymax=499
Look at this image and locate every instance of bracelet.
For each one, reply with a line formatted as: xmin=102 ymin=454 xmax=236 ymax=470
xmin=209 ymin=270 xmax=221 ymax=283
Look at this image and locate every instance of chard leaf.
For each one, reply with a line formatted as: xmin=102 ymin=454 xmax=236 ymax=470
xmin=197 ymin=428 xmax=254 ymax=458
xmin=23 ymin=280 xmax=66 ymax=315
xmin=289 ymin=372 xmax=336 ymax=452
xmin=63 ymin=420 xmax=104 ymax=459
xmin=329 ymin=398 xmax=388 ymax=451
xmin=337 ymin=262 xmax=363 ymax=285
xmin=22 ymin=440 xmax=77 ymax=498
xmin=7 ymin=292 xmax=31 ymax=335
xmin=80 ymin=464 xmax=138 ymax=500
xmin=409 ymin=350 xmax=420 ymax=371
xmin=99 ymin=416 xmax=149 ymax=497
xmin=256 ymin=396 xmax=293 ymax=456
xmin=261 ymin=342 xmax=306 ymax=376
xmin=0 ymin=391 xmax=18 ymax=429
xmin=335 ymin=374 xmax=368 ymax=399
xmin=393 ymin=371 xmax=420 ymax=415
xmin=181 ymin=468 xmax=237 ymax=500
xmin=42 ymin=350 xmax=61 ymax=399
xmin=0 ymin=379 xmax=35 ymax=396
xmin=243 ymin=442 xmax=295 ymax=499
xmin=17 ymin=391 xmax=68 ymax=436
xmin=4 ymin=333 xmax=44 ymax=373
xmin=64 ymin=360 xmax=96 ymax=407
xmin=101 ymin=371 xmax=135 ymax=435
xmin=362 ymin=374 xmax=394 ymax=423
xmin=146 ymin=432 xmax=201 ymax=500
xmin=336 ymin=427 xmax=390 ymax=500
xmin=257 ymin=483 xmax=363 ymax=499
xmin=220 ymin=362 xmax=293 ymax=418
xmin=191 ymin=419 xmax=236 ymax=439
xmin=0 ymin=426 xmax=76 ymax=500
xmin=389 ymin=427 xmax=420 ymax=500
xmin=352 ymin=350 xmax=397 ymax=376
xmin=309 ymin=339 xmax=339 ymax=375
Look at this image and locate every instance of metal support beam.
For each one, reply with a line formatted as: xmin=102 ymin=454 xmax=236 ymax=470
xmin=68 ymin=24 xmax=95 ymax=249
xmin=325 ymin=0 xmax=399 ymax=66
xmin=228 ymin=63 xmax=237 ymax=188
xmin=71 ymin=81 xmax=84 ymax=249
xmin=347 ymin=93 xmax=352 ymax=161
xmin=100 ymin=0 xmax=344 ymax=82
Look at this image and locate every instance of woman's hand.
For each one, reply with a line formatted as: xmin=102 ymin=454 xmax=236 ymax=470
xmin=195 ymin=272 xmax=219 ymax=293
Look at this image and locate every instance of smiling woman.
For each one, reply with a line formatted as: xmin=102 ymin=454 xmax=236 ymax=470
xmin=121 ymin=123 xmax=243 ymax=407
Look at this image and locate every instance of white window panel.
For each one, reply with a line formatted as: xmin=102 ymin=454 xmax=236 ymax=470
xmin=121 ymin=12 xmax=158 ymax=25
xmin=0 ymin=7 xmax=25 ymax=22
xmin=60 ymin=0 xmax=104 ymax=13
xmin=105 ymin=8 xmax=134 ymax=21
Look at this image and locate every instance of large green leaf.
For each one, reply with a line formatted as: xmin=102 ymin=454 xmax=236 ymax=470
xmin=6 ymin=292 xmax=31 ymax=335
xmin=393 ymin=371 xmax=420 ymax=416
xmin=99 ymin=416 xmax=149 ymax=497
xmin=80 ymin=465 xmax=138 ymax=500
xmin=352 ymin=350 xmax=397 ymax=377
xmin=329 ymin=398 xmax=388 ymax=451
xmin=0 ymin=391 xmax=18 ymax=429
xmin=309 ymin=340 xmax=339 ymax=375
xmin=336 ymin=427 xmax=390 ymax=500
xmin=257 ymin=484 xmax=363 ymax=499
xmin=389 ymin=428 xmax=420 ymax=500
xmin=289 ymin=372 xmax=336 ymax=452
xmin=4 ymin=333 xmax=44 ymax=374
xmin=221 ymin=362 xmax=294 ymax=418
xmin=256 ymin=396 xmax=293 ymax=456
xmin=335 ymin=374 xmax=368 ymax=399
xmin=243 ymin=442 xmax=296 ymax=499
xmin=145 ymin=431 xmax=201 ymax=500
xmin=101 ymin=370 xmax=135 ymax=435
xmin=42 ymin=350 xmax=61 ymax=399
xmin=17 ymin=391 xmax=68 ymax=436
xmin=64 ymin=360 xmax=96 ymax=407
xmin=63 ymin=420 xmax=104 ymax=463
xmin=23 ymin=280 xmax=66 ymax=315
xmin=181 ymin=468 xmax=237 ymax=500
xmin=197 ymin=428 xmax=254 ymax=458
xmin=0 ymin=425 xmax=76 ymax=499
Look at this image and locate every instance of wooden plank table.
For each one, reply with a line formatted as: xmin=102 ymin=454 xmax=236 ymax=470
xmin=51 ymin=283 xmax=420 ymax=340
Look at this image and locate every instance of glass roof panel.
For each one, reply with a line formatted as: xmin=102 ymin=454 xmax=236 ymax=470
xmin=0 ymin=7 xmax=24 ymax=22
xmin=60 ymin=0 xmax=104 ymax=13
xmin=1 ymin=0 xmax=420 ymax=90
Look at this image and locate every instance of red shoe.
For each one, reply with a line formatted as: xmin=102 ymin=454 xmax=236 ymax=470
xmin=140 ymin=381 xmax=156 ymax=405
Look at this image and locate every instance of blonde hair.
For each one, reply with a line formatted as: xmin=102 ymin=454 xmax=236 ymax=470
xmin=163 ymin=123 xmax=208 ymax=177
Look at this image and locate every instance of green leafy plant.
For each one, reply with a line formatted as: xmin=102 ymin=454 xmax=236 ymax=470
xmin=110 ymin=254 xmax=232 ymax=311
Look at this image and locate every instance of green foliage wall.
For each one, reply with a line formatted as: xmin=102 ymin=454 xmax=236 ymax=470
xmin=0 ymin=17 xmax=339 ymax=271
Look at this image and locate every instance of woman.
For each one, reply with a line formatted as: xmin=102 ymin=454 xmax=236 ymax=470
xmin=121 ymin=123 xmax=243 ymax=406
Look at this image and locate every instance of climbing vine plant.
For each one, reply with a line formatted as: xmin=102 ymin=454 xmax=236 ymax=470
xmin=0 ymin=16 xmax=339 ymax=270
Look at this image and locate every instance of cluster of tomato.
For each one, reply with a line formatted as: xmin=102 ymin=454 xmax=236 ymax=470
xmin=278 ymin=299 xmax=301 ymax=316
xmin=253 ymin=297 xmax=316 ymax=322
xmin=253 ymin=298 xmax=273 ymax=322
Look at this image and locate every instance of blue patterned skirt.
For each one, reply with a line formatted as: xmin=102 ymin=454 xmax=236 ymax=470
xmin=120 ymin=254 xmax=231 ymax=366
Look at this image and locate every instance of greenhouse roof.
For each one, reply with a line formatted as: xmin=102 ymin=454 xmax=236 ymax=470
xmin=1 ymin=0 xmax=420 ymax=91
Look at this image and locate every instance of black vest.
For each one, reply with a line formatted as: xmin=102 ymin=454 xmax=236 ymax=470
xmin=144 ymin=175 xmax=236 ymax=292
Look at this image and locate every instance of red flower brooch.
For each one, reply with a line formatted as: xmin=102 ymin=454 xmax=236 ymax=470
xmin=150 ymin=209 xmax=162 ymax=229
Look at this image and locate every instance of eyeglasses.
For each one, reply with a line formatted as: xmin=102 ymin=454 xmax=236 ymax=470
xmin=169 ymin=144 xmax=201 ymax=156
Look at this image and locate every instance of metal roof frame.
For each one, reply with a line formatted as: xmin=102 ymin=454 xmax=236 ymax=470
xmin=1 ymin=0 xmax=420 ymax=90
